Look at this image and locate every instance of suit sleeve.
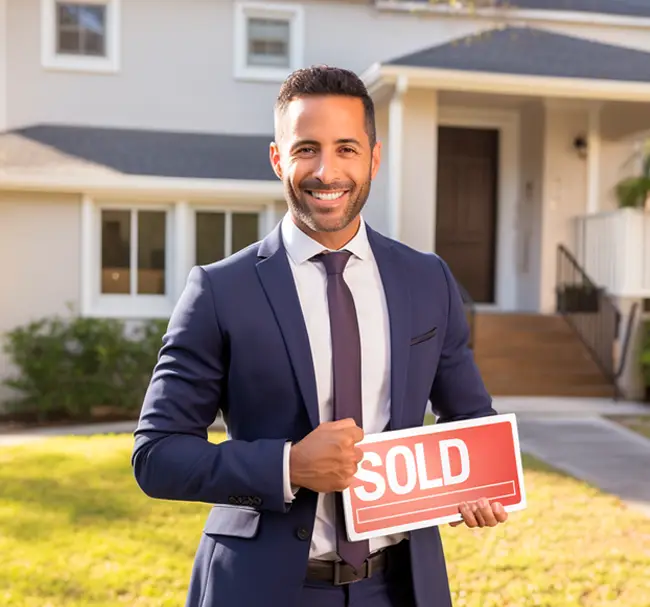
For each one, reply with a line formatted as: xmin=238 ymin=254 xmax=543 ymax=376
xmin=429 ymin=258 xmax=498 ymax=423
xmin=131 ymin=266 xmax=289 ymax=513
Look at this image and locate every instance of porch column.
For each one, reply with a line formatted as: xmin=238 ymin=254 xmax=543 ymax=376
xmin=392 ymin=86 xmax=439 ymax=252
xmin=387 ymin=76 xmax=407 ymax=240
xmin=586 ymin=104 xmax=602 ymax=215
xmin=0 ymin=0 xmax=7 ymax=132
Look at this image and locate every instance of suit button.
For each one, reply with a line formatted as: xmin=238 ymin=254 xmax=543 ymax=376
xmin=296 ymin=527 xmax=310 ymax=541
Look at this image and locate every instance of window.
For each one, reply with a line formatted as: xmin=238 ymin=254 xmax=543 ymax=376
xmin=195 ymin=211 xmax=260 ymax=265
xmin=100 ymin=209 xmax=167 ymax=296
xmin=57 ymin=3 xmax=107 ymax=57
xmin=41 ymin=0 xmax=120 ymax=72
xmin=81 ymin=200 xmax=268 ymax=319
xmin=234 ymin=2 xmax=304 ymax=82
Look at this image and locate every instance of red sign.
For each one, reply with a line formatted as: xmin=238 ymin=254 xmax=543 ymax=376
xmin=342 ymin=413 xmax=526 ymax=541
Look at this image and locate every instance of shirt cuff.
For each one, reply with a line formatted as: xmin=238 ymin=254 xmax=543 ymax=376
xmin=283 ymin=441 xmax=298 ymax=503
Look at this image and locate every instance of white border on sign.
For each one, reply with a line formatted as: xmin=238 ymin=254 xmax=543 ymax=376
xmin=341 ymin=413 xmax=527 ymax=542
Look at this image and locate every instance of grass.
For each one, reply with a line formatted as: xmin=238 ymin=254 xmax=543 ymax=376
xmin=605 ymin=415 xmax=650 ymax=440
xmin=1 ymin=433 xmax=650 ymax=606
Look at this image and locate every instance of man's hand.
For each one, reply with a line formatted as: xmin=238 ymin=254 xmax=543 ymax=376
xmin=289 ymin=419 xmax=364 ymax=493
xmin=449 ymin=498 xmax=508 ymax=528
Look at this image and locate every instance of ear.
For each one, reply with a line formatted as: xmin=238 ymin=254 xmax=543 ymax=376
xmin=370 ymin=140 xmax=382 ymax=180
xmin=269 ymin=141 xmax=283 ymax=180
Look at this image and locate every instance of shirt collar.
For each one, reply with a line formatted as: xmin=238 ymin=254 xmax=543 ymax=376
xmin=281 ymin=213 xmax=371 ymax=265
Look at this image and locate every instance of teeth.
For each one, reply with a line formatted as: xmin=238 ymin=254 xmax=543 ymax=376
xmin=310 ymin=191 xmax=346 ymax=201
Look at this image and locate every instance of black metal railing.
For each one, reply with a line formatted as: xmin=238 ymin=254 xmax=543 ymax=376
xmin=556 ymin=244 xmax=638 ymax=400
xmin=457 ymin=282 xmax=476 ymax=350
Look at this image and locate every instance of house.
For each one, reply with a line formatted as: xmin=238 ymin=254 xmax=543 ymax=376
xmin=1 ymin=0 xmax=649 ymax=404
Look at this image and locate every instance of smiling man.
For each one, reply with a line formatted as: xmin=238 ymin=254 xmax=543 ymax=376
xmin=132 ymin=65 xmax=505 ymax=607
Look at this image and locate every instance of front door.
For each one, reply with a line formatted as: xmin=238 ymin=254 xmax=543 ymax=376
xmin=435 ymin=126 xmax=499 ymax=304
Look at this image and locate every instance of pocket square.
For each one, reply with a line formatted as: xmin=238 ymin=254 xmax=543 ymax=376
xmin=410 ymin=327 xmax=437 ymax=346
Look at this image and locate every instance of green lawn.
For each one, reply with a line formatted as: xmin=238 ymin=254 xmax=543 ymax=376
xmin=1 ymin=433 xmax=649 ymax=606
xmin=605 ymin=415 xmax=650 ymax=440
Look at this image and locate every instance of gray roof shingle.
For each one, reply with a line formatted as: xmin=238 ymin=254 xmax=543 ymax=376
xmin=496 ymin=0 xmax=650 ymax=18
xmin=386 ymin=26 xmax=650 ymax=82
xmin=10 ymin=124 xmax=277 ymax=181
xmin=411 ymin=0 xmax=650 ymax=18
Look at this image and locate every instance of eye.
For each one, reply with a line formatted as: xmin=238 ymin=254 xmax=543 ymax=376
xmin=295 ymin=146 xmax=316 ymax=155
xmin=340 ymin=146 xmax=358 ymax=154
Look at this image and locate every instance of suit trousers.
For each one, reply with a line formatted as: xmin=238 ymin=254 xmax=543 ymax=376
xmin=299 ymin=541 xmax=417 ymax=607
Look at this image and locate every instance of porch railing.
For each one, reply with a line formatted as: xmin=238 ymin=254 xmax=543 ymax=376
xmin=556 ymin=244 xmax=639 ymax=400
xmin=573 ymin=208 xmax=650 ymax=298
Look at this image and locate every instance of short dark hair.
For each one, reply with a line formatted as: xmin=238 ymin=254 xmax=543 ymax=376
xmin=274 ymin=65 xmax=376 ymax=148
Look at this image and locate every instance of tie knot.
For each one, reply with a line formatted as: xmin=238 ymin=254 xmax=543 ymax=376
xmin=314 ymin=250 xmax=352 ymax=275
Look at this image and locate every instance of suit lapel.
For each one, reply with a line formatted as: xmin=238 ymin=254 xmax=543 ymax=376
xmin=367 ymin=227 xmax=411 ymax=430
xmin=256 ymin=225 xmax=320 ymax=430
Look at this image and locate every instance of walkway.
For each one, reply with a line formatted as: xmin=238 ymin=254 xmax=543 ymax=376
xmin=2 ymin=396 xmax=649 ymax=515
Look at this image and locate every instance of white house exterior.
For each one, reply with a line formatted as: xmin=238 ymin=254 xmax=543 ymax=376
xmin=1 ymin=0 xmax=650 ymax=402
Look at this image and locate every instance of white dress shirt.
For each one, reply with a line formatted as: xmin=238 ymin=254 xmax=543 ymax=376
xmin=280 ymin=213 xmax=407 ymax=560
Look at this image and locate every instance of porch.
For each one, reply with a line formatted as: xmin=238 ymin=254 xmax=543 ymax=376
xmin=362 ymin=25 xmax=650 ymax=399
xmin=362 ymin=25 xmax=650 ymax=316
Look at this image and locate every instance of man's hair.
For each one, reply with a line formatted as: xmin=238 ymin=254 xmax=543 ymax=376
xmin=274 ymin=65 xmax=377 ymax=148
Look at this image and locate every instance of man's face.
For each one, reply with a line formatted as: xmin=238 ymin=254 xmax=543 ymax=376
xmin=270 ymin=95 xmax=381 ymax=236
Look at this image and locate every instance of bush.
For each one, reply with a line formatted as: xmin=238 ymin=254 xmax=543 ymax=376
xmin=1 ymin=310 xmax=167 ymax=422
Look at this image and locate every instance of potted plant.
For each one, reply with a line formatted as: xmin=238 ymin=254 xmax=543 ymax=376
xmin=556 ymin=283 xmax=601 ymax=313
xmin=615 ymin=139 xmax=650 ymax=209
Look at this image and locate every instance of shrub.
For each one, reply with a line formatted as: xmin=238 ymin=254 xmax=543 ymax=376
xmin=1 ymin=310 xmax=167 ymax=422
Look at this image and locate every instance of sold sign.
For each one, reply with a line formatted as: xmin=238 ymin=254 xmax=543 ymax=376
xmin=342 ymin=413 xmax=526 ymax=541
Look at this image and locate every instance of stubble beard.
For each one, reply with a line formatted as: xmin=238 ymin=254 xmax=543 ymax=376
xmin=285 ymin=175 xmax=372 ymax=234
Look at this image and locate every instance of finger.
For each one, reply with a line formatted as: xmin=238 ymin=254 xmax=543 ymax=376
xmin=459 ymin=502 xmax=478 ymax=528
xmin=331 ymin=418 xmax=356 ymax=428
xmin=344 ymin=425 xmax=364 ymax=443
xmin=472 ymin=502 xmax=487 ymax=527
xmin=492 ymin=502 xmax=508 ymax=523
xmin=353 ymin=447 xmax=364 ymax=463
xmin=477 ymin=498 xmax=499 ymax=527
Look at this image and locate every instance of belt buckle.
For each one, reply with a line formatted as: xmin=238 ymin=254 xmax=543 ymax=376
xmin=333 ymin=560 xmax=369 ymax=586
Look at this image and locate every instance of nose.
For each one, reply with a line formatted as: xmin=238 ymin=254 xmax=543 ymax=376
xmin=312 ymin=148 xmax=340 ymax=184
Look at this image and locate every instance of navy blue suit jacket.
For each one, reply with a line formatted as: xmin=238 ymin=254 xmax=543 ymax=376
xmin=132 ymin=222 xmax=496 ymax=607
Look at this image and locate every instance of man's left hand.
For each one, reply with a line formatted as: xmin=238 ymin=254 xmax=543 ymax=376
xmin=449 ymin=498 xmax=508 ymax=528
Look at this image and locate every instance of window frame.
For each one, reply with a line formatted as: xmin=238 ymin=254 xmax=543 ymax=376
xmin=87 ymin=202 xmax=174 ymax=319
xmin=41 ymin=0 xmax=121 ymax=74
xmin=81 ymin=198 xmax=272 ymax=320
xmin=191 ymin=206 xmax=265 ymax=266
xmin=233 ymin=1 xmax=305 ymax=82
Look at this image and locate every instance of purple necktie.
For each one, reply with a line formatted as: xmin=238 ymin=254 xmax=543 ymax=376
xmin=314 ymin=250 xmax=370 ymax=572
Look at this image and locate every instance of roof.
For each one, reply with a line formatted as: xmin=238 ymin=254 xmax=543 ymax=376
xmin=386 ymin=26 xmax=650 ymax=83
xmin=407 ymin=0 xmax=650 ymax=18
xmin=496 ymin=0 xmax=650 ymax=18
xmin=0 ymin=124 xmax=277 ymax=181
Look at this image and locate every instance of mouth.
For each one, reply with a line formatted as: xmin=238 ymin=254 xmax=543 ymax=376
xmin=304 ymin=190 xmax=350 ymax=205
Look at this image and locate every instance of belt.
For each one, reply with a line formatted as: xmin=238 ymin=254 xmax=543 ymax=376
xmin=306 ymin=550 xmax=389 ymax=586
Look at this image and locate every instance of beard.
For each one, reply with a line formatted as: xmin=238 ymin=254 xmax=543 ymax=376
xmin=284 ymin=170 xmax=372 ymax=234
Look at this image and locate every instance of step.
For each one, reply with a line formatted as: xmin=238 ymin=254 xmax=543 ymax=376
xmin=469 ymin=312 xmax=617 ymax=398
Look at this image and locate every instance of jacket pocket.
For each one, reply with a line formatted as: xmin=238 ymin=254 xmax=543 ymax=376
xmin=203 ymin=504 xmax=261 ymax=539
xmin=410 ymin=326 xmax=437 ymax=346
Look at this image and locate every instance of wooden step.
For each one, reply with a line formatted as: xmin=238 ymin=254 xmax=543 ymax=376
xmin=471 ymin=312 xmax=615 ymax=398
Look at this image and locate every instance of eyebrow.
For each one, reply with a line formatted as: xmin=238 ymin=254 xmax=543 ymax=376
xmin=291 ymin=138 xmax=362 ymax=151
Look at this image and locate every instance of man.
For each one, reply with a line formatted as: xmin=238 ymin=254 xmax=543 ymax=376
xmin=132 ymin=65 xmax=507 ymax=607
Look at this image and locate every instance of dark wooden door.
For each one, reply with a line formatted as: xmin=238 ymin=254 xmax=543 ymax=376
xmin=435 ymin=126 xmax=498 ymax=304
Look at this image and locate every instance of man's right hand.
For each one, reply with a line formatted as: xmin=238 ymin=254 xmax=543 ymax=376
xmin=289 ymin=418 xmax=364 ymax=493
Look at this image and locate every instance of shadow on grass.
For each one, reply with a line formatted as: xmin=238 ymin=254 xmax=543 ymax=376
xmin=0 ymin=451 xmax=142 ymax=541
